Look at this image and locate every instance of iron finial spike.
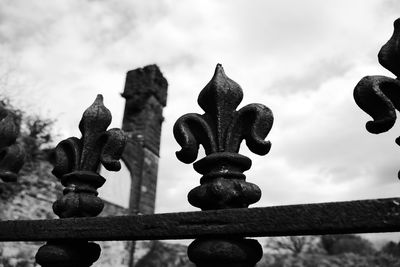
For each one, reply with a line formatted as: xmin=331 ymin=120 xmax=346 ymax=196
xmin=354 ymin=18 xmax=400 ymax=137
xmin=354 ymin=18 xmax=400 ymax=177
xmin=175 ymin=64 xmax=273 ymax=164
xmin=36 ymin=94 xmax=127 ymax=267
xmin=174 ymin=64 xmax=273 ymax=266
xmin=378 ymin=18 xmax=400 ymax=78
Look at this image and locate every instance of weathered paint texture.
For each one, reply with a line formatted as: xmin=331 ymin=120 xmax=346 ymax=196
xmin=174 ymin=64 xmax=273 ymax=266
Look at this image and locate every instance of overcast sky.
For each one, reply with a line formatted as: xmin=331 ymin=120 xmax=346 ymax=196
xmin=1 ymin=0 xmax=400 ymax=242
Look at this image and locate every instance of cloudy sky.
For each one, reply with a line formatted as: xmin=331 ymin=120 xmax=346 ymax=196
xmin=1 ymin=0 xmax=400 ymax=241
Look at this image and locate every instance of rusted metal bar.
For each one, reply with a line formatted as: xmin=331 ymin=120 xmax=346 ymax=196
xmin=1 ymin=197 xmax=399 ymax=242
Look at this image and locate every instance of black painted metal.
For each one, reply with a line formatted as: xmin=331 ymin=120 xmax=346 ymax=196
xmin=35 ymin=95 xmax=126 ymax=267
xmin=174 ymin=64 xmax=273 ymax=266
xmin=0 ymin=198 xmax=399 ymax=242
xmin=354 ymin=18 xmax=400 ymax=176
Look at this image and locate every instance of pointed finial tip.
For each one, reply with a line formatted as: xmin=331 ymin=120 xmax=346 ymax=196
xmin=95 ymin=94 xmax=104 ymax=103
xmin=213 ymin=64 xmax=226 ymax=78
xmin=79 ymin=94 xmax=111 ymax=134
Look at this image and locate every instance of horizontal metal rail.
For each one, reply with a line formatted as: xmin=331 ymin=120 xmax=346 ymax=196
xmin=1 ymin=197 xmax=400 ymax=242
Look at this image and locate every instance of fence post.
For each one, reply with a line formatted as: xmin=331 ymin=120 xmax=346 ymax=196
xmin=174 ymin=64 xmax=274 ymax=266
xmin=354 ymin=18 xmax=400 ymax=174
xmin=0 ymin=102 xmax=25 ymax=182
xmin=35 ymin=95 xmax=126 ymax=267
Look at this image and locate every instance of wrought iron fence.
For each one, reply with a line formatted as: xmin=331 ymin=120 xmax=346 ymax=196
xmin=0 ymin=18 xmax=400 ymax=267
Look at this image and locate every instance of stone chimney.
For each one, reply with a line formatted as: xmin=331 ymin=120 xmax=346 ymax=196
xmin=121 ymin=64 xmax=168 ymax=215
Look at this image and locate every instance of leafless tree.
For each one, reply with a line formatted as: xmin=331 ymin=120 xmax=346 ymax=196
xmin=264 ymin=236 xmax=318 ymax=255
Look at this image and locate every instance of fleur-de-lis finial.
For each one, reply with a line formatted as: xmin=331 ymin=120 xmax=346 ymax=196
xmin=354 ymin=18 xmax=400 ymax=175
xmin=174 ymin=64 xmax=273 ymax=267
xmin=0 ymin=103 xmax=24 ymax=182
xmin=175 ymin=64 xmax=273 ymax=164
xmin=36 ymin=94 xmax=126 ymax=267
xmin=51 ymin=94 xmax=127 ymax=218
xmin=174 ymin=64 xmax=273 ymax=210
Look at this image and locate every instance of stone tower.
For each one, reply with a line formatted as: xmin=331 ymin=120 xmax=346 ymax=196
xmin=121 ymin=64 xmax=168 ymax=216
